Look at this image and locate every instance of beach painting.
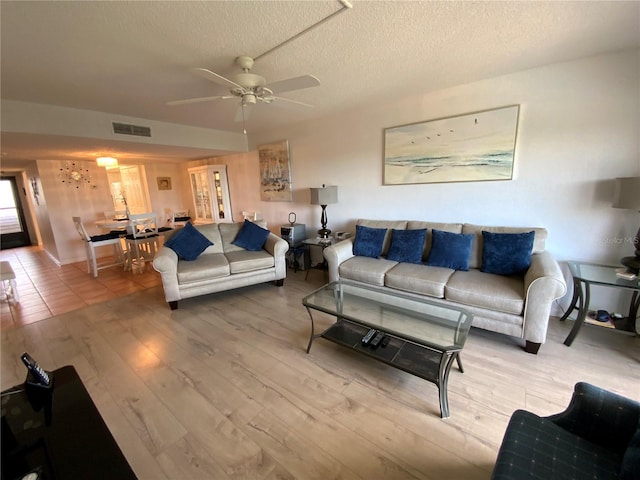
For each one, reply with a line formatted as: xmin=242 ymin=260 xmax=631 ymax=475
xmin=258 ymin=140 xmax=293 ymax=201
xmin=383 ymin=105 xmax=520 ymax=185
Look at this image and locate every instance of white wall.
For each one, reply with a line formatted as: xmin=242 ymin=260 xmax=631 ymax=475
xmin=243 ymin=49 xmax=640 ymax=313
xmin=143 ymin=162 xmax=193 ymax=224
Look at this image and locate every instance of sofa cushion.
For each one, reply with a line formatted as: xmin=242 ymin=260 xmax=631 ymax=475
xmin=426 ymin=229 xmax=474 ymax=271
xmin=339 ymin=256 xmax=398 ymax=286
xmin=177 ymin=253 xmax=230 ymax=284
xmin=232 ymin=220 xmax=270 ymax=251
xmin=194 ymin=223 xmax=224 ymax=255
xmin=357 ymin=219 xmax=407 ymax=255
xmin=446 ymin=270 xmax=525 ymax=315
xmin=386 ymin=229 xmax=427 ymax=264
xmin=225 ymin=250 xmax=275 ymax=274
xmin=463 ymin=224 xmax=548 ymax=269
xmin=353 ymin=225 xmax=388 ymax=258
xmin=384 ymin=263 xmax=454 ymax=298
xmin=482 ymin=230 xmax=535 ymax=276
xmin=164 ymin=222 xmax=213 ymax=261
xmin=620 ymin=423 xmax=640 ymax=480
xmin=492 ymin=410 xmax=621 ymax=480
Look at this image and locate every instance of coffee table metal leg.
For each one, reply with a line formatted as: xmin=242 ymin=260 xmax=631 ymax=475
xmin=438 ymin=352 xmax=459 ymax=419
xmin=456 ymin=354 xmax=464 ymax=374
xmin=305 ymin=306 xmax=315 ymax=353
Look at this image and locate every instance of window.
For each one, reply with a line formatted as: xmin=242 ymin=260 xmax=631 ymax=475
xmin=106 ymin=165 xmax=151 ymax=214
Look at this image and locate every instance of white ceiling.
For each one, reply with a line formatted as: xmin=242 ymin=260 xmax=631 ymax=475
xmin=1 ymin=0 xmax=639 ymax=166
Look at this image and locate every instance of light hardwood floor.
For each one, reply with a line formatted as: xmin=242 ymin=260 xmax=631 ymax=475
xmin=1 ymin=268 xmax=638 ymax=479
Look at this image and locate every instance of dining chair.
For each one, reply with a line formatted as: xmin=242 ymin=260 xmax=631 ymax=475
xmin=102 ymin=210 xmax=129 ymax=234
xmin=155 ymin=211 xmax=173 ymax=233
xmin=242 ymin=211 xmax=262 ymax=221
xmin=125 ymin=213 xmax=160 ymax=273
xmin=72 ymin=216 xmax=125 ymax=277
xmin=171 ymin=208 xmax=191 ymax=228
xmin=103 ymin=210 xmax=127 ymax=220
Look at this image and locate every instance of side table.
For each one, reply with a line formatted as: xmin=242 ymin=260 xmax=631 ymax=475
xmin=302 ymin=237 xmax=336 ymax=280
xmin=560 ymin=261 xmax=639 ymax=346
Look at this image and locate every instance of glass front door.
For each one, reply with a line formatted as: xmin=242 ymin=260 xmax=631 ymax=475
xmin=0 ymin=176 xmax=31 ymax=249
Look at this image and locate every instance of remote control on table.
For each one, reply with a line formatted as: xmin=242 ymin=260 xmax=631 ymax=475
xmin=381 ymin=336 xmax=391 ymax=348
xmin=361 ymin=328 xmax=377 ymax=345
xmin=369 ymin=331 xmax=385 ymax=348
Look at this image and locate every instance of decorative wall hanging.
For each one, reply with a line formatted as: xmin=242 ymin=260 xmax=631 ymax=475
xmin=258 ymin=140 xmax=293 ymax=202
xmin=383 ymin=105 xmax=520 ymax=185
xmin=157 ymin=177 xmax=172 ymax=190
xmin=30 ymin=177 xmax=40 ymax=205
xmin=59 ymin=162 xmax=92 ymax=188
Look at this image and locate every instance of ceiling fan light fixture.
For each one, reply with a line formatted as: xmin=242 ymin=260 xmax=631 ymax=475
xmin=243 ymin=94 xmax=257 ymax=105
xmin=96 ymin=156 xmax=118 ymax=168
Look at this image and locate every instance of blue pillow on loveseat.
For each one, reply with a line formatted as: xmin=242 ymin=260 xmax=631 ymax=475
xmin=164 ymin=222 xmax=213 ymax=261
xmin=482 ymin=230 xmax=534 ymax=276
xmin=232 ymin=220 xmax=270 ymax=251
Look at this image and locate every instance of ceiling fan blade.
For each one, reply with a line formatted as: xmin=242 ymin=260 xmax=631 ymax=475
xmin=235 ymin=103 xmax=254 ymax=122
xmin=266 ymin=75 xmax=320 ymax=94
xmin=166 ymin=95 xmax=234 ymax=106
xmin=191 ymin=67 xmax=244 ymax=90
xmin=272 ymin=96 xmax=314 ymax=108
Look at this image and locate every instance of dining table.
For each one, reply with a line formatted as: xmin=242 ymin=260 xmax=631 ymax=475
xmin=95 ymin=218 xmax=131 ymax=232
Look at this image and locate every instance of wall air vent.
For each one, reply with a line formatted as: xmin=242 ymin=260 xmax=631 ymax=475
xmin=112 ymin=122 xmax=152 ymax=137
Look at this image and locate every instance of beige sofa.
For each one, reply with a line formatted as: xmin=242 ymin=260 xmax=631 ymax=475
xmin=323 ymin=219 xmax=567 ymax=354
xmin=153 ymin=221 xmax=288 ymax=309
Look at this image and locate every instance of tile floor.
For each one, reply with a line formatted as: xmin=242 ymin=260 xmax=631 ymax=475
xmin=0 ymin=246 xmax=161 ymax=330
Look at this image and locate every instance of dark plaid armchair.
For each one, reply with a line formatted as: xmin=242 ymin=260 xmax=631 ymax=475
xmin=491 ymin=382 xmax=640 ymax=480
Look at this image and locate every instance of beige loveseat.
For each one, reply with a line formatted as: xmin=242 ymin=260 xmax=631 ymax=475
xmin=153 ymin=221 xmax=288 ymax=310
xmin=323 ymin=219 xmax=567 ymax=354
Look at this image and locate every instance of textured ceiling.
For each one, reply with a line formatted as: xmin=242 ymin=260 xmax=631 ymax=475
xmin=1 ymin=0 xmax=639 ymax=164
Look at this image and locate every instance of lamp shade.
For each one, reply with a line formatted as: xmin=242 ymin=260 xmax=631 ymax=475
xmin=96 ymin=156 xmax=118 ymax=168
xmin=612 ymin=177 xmax=640 ymax=209
xmin=310 ymin=185 xmax=338 ymax=205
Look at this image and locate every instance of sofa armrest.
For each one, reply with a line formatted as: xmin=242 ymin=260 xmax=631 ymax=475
xmin=547 ymin=382 xmax=640 ymax=455
xmin=152 ymin=246 xmax=180 ymax=302
xmin=521 ymin=251 xmax=567 ymax=344
xmin=323 ymin=239 xmax=355 ymax=283
xmin=264 ymin=233 xmax=288 ymax=280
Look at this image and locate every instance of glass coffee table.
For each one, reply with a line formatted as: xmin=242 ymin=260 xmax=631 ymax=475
xmin=560 ymin=261 xmax=639 ymax=346
xmin=302 ymin=281 xmax=473 ymax=418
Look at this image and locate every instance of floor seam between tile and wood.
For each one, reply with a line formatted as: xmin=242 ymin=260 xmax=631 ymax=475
xmin=1 ymin=246 xmax=161 ymax=330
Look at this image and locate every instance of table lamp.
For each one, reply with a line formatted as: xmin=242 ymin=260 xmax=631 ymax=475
xmin=309 ymin=185 xmax=338 ymax=239
xmin=612 ymin=176 xmax=640 ymax=274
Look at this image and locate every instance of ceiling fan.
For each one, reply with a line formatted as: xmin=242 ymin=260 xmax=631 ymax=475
xmin=167 ymin=55 xmax=320 ymax=122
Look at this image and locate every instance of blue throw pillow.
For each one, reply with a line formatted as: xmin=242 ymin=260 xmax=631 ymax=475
xmin=481 ymin=230 xmax=535 ymax=276
xmin=426 ymin=229 xmax=474 ymax=271
xmin=353 ymin=225 xmax=387 ymax=258
xmin=164 ymin=222 xmax=213 ymax=261
xmin=386 ymin=229 xmax=427 ymax=264
xmin=232 ymin=220 xmax=270 ymax=251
